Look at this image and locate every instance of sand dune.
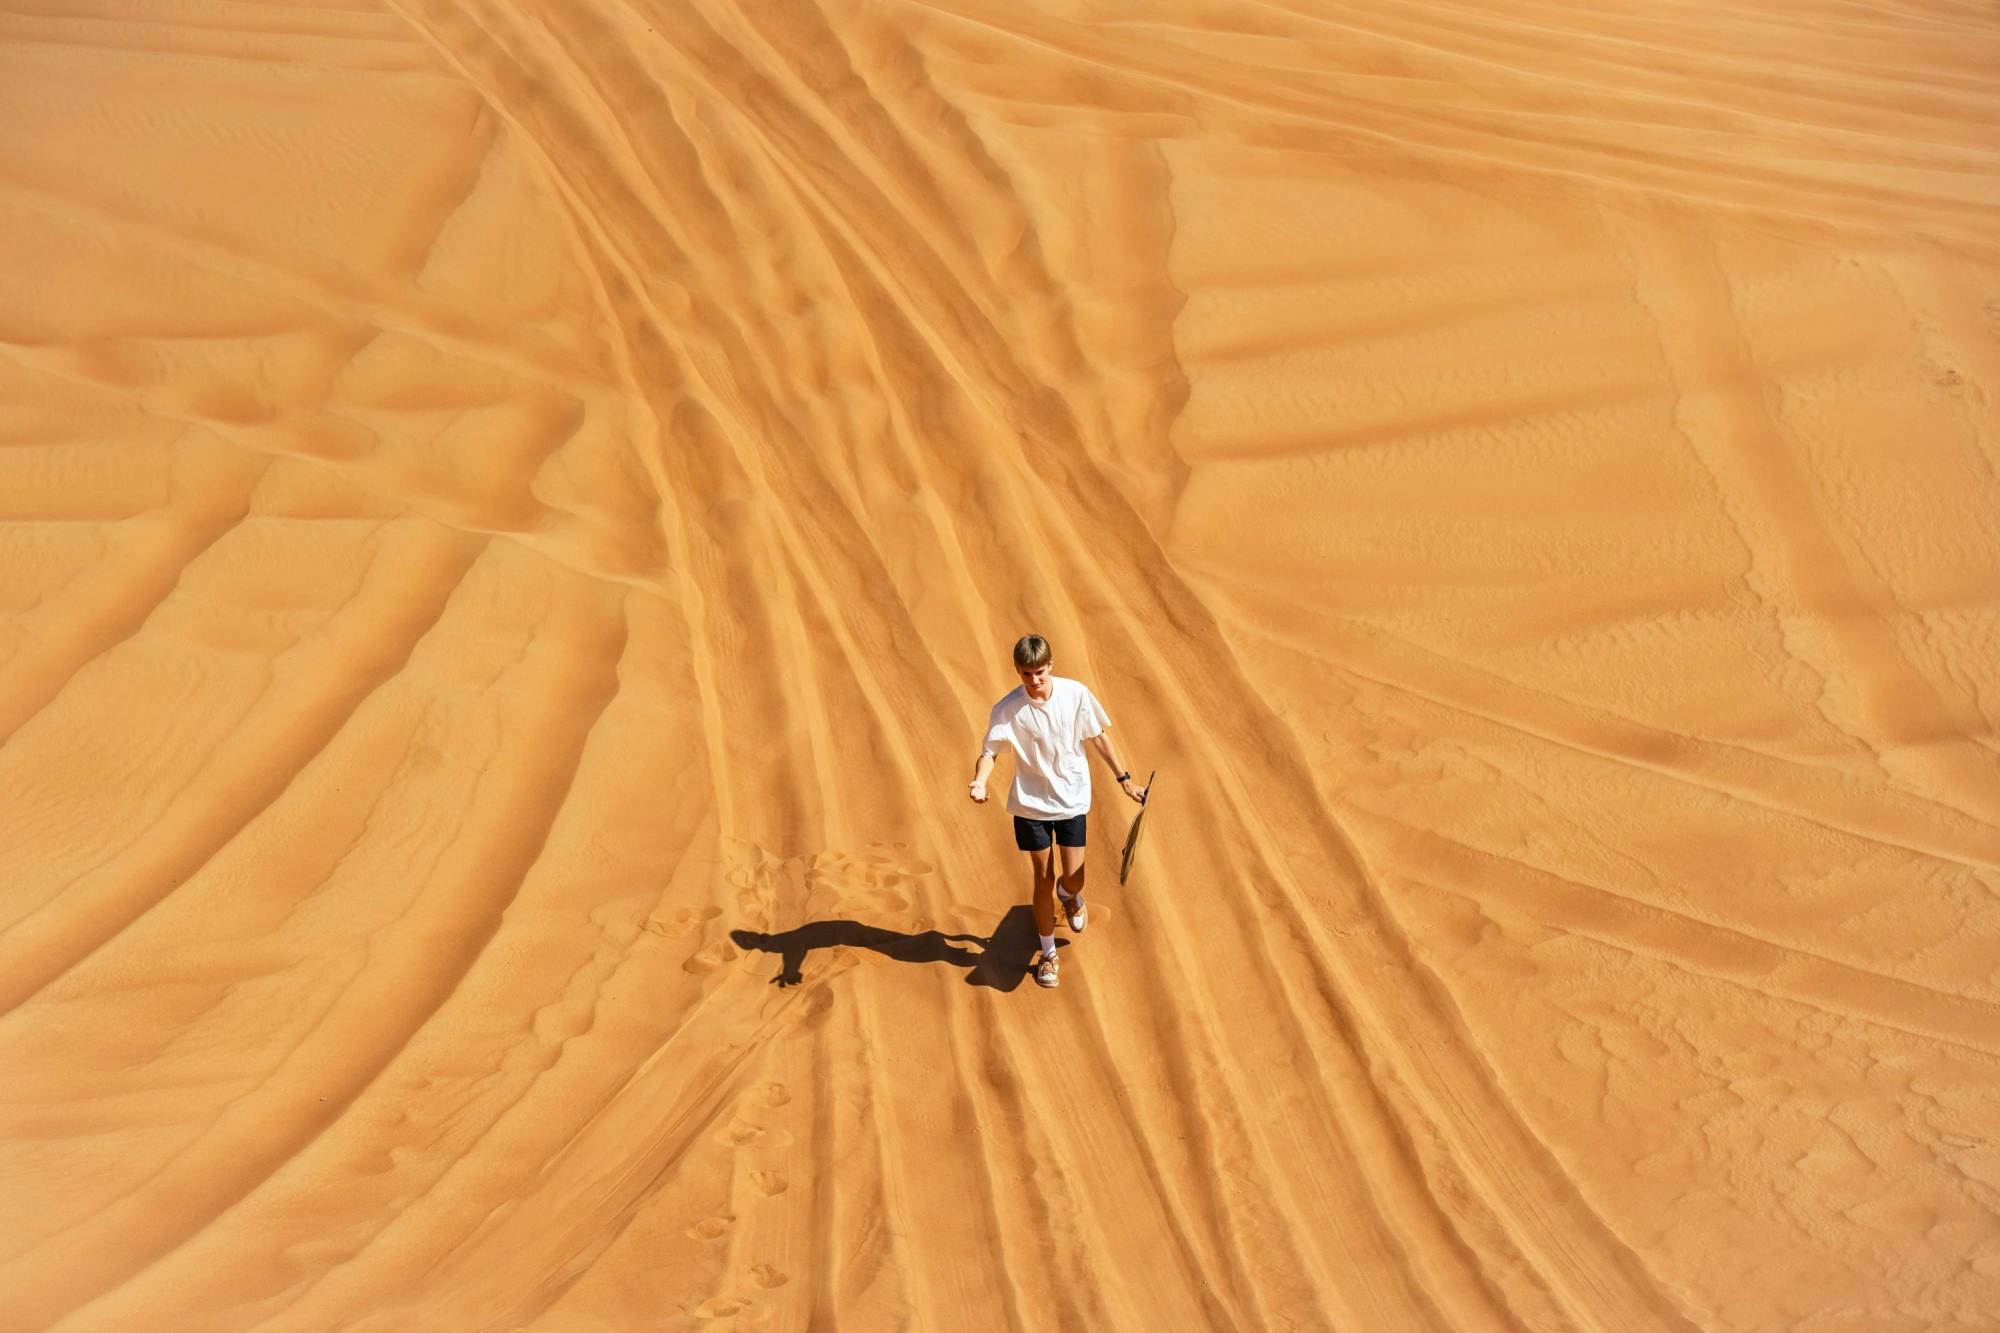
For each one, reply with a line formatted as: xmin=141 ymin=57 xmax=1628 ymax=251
xmin=2 ymin=0 xmax=1997 ymax=1328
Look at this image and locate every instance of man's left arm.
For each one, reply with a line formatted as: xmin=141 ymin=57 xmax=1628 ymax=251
xmin=1088 ymin=732 xmax=1146 ymax=803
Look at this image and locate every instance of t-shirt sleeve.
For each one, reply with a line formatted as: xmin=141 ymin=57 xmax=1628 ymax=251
xmin=981 ymin=707 xmax=1009 ymax=756
xmin=1079 ymin=685 xmax=1110 ymax=739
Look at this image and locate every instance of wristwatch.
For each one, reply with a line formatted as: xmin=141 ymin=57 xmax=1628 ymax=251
xmin=1115 ymin=771 xmax=1131 ymax=783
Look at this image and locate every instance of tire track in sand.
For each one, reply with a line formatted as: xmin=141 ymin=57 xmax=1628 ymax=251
xmin=1617 ymin=210 xmax=2000 ymax=833
xmin=450 ymin=18 xmax=1248 ymax=1304
xmin=0 ymin=563 xmax=627 ymax=1333
xmin=0 ymin=431 xmax=265 ymax=752
xmin=0 ymin=521 xmax=484 ymax=1019
xmin=667 ymin=6 xmax=1688 ymax=1320
xmin=369 ymin=8 xmax=1018 ymax=1328
xmin=494 ymin=1 xmax=1661 ymax=1323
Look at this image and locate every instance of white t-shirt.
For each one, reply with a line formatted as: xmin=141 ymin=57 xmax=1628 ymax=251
xmin=982 ymin=676 xmax=1111 ymax=819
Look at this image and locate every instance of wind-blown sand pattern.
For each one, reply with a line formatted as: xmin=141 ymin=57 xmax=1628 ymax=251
xmin=2 ymin=0 xmax=1998 ymax=1328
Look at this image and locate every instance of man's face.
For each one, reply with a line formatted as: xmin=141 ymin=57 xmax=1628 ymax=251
xmin=1017 ymin=661 xmax=1052 ymax=695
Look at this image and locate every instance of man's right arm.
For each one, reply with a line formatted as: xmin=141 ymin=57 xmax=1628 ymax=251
xmin=969 ymin=750 xmax=997 ymax=803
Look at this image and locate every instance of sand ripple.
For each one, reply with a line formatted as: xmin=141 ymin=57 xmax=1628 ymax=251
xmin=2 ymin=1 xmax=1997 ymax=1328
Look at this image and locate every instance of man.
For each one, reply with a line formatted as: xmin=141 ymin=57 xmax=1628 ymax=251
xmin=968 ymin=634 xmax=1146 ymax=989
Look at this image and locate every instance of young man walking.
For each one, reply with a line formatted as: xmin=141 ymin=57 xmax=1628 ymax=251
xmin=968 ymin=634 xmax=1146 ymax=988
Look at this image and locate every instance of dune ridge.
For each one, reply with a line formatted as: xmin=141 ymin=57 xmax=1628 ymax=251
xmin=2 ymin=0 xmax=1997 ymax=1329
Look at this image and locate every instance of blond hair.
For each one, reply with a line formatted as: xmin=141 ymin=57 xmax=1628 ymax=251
xmin=1012 ymin=634 xmax=1051 ymax=670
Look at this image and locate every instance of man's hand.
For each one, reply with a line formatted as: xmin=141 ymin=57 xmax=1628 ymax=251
xmin=969 ymin=781 xmax=988 ymax=804
xmin=1120 ymin=776 xmax=1148 ymax=805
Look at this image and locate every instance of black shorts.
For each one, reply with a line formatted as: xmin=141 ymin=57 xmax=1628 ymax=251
xmin=1013 ymin=813 xmax=1087 ymax=852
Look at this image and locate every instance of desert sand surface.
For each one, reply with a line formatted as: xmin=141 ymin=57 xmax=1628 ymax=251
xmin=2 ymin=0 xmax=1998 ymax=1329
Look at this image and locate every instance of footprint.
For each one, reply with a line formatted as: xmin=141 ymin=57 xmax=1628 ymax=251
xmin=687 ymin=1216 xmax=733 ymax=1241
xmin=755 ymin=1082 xmax=790 ymax=1109
xmin=750 ymin=1264 xmax=789 ymax=1289
xmin=696 ymin=1296 xmax=747 ymax=1318
xmin=645 ymin=905 xmax=722 ymax=937
xmin=791 ymin=984 xmax=836 ymax=1027
xmin=718 ymin=1120 xmax=766 ymax=1147
xmin=750 ymin=1170 xmax=788 ymax=1196
xmin=682 ymin=941 xmax=741 ymax=975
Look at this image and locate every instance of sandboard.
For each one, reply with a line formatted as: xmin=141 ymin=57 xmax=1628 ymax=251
xmin=1118 ymin=770 xmax=1157 ymax=886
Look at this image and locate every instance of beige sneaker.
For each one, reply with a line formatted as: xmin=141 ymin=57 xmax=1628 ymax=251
xmin=1059 ymin=891 xmax=1088 ymax=933
xmin=1033 ymin=950 xmax=1059 ymax=988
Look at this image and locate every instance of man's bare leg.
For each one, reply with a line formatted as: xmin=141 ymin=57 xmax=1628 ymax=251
xmin=1028 ymin=847 xmax=1058 ymax=940
xmin=1056 ymin=843 xmax=1087 ymax=931
xmin=1028 ymin=847 xmax=1062 ymax=985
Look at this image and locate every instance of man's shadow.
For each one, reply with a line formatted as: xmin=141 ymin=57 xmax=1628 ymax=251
xmin=731 ymin=905 xmax=1051 ymax=993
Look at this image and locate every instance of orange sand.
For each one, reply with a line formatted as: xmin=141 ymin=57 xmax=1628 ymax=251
xmin=2 ymin=1 xmax=1998 ymax=1329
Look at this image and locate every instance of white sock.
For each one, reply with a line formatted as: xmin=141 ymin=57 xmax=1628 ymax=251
xmin=1038 ymin=934 xmax=1056 ymax=956
xmin=1057 ymin=884 xmax=1078 ymax=903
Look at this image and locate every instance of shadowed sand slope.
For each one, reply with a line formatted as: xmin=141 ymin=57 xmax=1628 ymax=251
xmin=1 ymin=0 xmax=1997 ymax=1328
